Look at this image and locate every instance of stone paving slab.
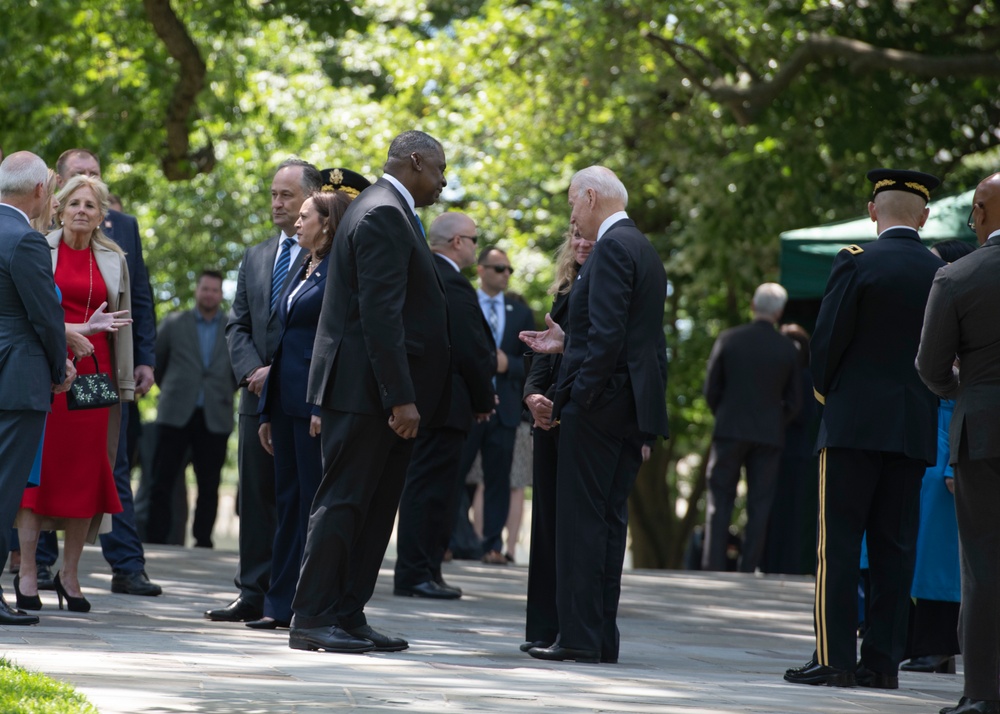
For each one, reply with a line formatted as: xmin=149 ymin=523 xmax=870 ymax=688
xmin=0 ymin=545 xmax=962 ymax=713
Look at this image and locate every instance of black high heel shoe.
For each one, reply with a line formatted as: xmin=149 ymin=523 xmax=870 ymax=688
xmin=13 ymin=574 xmax=42 ymax=611
xmin=53 ymin=572 xmax=91 ymax=613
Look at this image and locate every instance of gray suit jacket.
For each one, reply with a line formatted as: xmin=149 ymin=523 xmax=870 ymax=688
xmin=0 ymin=204 xmax=66 ymax=409
xmin=226 ymin=235 xmax=305 ymax=416
xmin=155 ymin=309 xmax=236 ymax=434
xmin=916 ymin=235 xmax=1000 ymax=463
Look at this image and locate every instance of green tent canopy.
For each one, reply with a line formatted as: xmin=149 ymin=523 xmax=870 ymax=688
xmin=779 ymin=189 xmax=977 ymax=300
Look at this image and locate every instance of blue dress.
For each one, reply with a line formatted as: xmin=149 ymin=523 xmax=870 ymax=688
xmin=860 ymin=400 xmax=959 ymax=599
xmin=26 ymin=285 xmax=62 ymax=488
xmin=910 ymin=400 xmax=960 ymax=602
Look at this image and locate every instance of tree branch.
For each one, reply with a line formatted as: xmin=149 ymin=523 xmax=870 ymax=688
xmin=649 ymin=31 xmax=1000 ymax=126
xmin=143 ymin=0 xmax=216 ymax=180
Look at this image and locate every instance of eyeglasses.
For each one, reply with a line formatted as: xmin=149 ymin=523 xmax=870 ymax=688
xmin=483 ymin=265 xmax=514 ymax=275
xmin=968 ymin=203 xmax=981 ymax=231
xmin=457 ymin=234 xmax=478 ymax=244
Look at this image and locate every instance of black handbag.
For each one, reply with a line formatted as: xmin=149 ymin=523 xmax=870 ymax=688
xmin=66 ymin=355 xmax=119 ymax=410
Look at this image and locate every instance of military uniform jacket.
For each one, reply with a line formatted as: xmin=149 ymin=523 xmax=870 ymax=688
xmin=811 ymin=227 xmax=943 ymax=465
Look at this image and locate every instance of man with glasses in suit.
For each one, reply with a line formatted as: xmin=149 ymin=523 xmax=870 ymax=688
xmin=454 ymin=247 xmax=535 ymax=565
xmin=917 ymin=173 xmax=1000 ymax=714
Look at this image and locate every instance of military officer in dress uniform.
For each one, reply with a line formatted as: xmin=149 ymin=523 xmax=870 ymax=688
xmin=784 ymin=169 xmax=945 ymax=689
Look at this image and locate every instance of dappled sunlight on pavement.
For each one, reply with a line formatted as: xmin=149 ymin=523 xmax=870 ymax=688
xmin=0 ymin=544 xmax=963 ymax=713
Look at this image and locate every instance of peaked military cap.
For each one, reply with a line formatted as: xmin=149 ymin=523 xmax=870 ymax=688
xmin=320 ymin=168 xmax=371 ymax=198
xmin=866 ymin=168 xmax=940 ymax=204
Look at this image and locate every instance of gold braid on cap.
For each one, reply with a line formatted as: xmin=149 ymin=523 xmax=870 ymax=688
xmin=905 ymin=182 xmax=930 ymax=200
xmin=873 ymin=179 xmax=896 ymax=192
xmin=320 ymin=169 xmax=360 ymax=197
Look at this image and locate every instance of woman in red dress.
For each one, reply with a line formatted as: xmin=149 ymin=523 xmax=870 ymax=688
xmin=15 ymin=175 xmax=135 ymax=613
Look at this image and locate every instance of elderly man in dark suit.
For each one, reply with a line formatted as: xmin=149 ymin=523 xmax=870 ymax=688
xmin=146 ymin=270 xmax=237 ymax=548
xmin=394 ymin=211 xmax=496 ymax=600
xmin=702 ymin=282 xmax=801 ymax=573
xmin=917 ymin=172 xmax=1000 ymax=714
xmin=31 ymin=148 xmax=162 ymax=596
xmin=522 ymin=166 xmax=668 ymax=664
xmin=209 ymin=158 xmax=319 ymax=623
xmin=289 ymin=130 xmax=450 ymax=654
xmin=785 ymin=169 xmax=945 ymax=690
xmin=0 ymin=151 xmax=73 ymax=625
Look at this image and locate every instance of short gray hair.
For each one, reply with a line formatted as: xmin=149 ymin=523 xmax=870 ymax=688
xmin=570 ymin=166 xmax=628 ymax=207
xmin=0 ymin=151 xmax=48 ymax=198
xmin=387 ymin=131 xmax=442 ymax=160
xmin=752 ymin=282 xmax=788 ymax=319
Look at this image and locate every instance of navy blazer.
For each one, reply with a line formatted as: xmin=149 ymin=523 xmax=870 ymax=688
xmin=492 ymin=296 xmax=535 ymax=427
xmin=102 ymin=209 xmax=156 ymax=368
xmin=555 ymin=218 xmax=669 ymax=439
xmin=260 ymin=254 xmax=329 ymax=421
xmin=0 ymin=204 xmax=66 ymax=408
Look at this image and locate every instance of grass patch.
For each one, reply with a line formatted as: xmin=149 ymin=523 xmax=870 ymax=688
xmin=0 ymin=657 xmax=97 ymax=714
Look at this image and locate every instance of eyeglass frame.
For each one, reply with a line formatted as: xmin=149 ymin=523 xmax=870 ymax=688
xmin=456 ymin=233 xmax=478 ymax=244
xmin=968 ymin=201 xmax=983 ymax=232
xmin=482 ymin=264 xmax=514 ymax=275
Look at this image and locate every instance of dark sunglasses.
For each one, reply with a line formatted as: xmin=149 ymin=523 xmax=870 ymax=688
xmin=457 ymin=234 xmax=478 ymax=244
xmin=483 ymin=264 xmax=514 ymax=275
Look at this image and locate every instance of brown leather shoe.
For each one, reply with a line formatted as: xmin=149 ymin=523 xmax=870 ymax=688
xmin=481 ymin=550 xmax=508 ymax=565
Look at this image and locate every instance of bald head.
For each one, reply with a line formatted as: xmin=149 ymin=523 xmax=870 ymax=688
xmin=868 ymin=190 xmax=928 ymax=233
xmin=428 ymin=211 xmax=478 ymax=269
xmin=971 ymin=172 xmax=1000 ymax=245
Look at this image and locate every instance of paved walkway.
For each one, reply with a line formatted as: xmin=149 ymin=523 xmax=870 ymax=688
xmin=1 ymin=545 xmax=962 ymax=713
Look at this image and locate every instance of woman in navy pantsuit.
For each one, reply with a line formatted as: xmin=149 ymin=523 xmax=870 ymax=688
xmin=251 ymin=170 xmax=370 ymax=629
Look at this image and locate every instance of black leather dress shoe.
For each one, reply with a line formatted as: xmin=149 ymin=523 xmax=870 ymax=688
xmin=434 ymin=576 xmax=462 ymax=596
xmin=393 ymin=581 xmax=461 ymax=600
xmin=0 ymin=596 xmax=39 ymax=626
xmin=783 ymin=658 xmax=855 ymax=687
xmin=941 ymin=697 xmax=1000 ymax=714
xmin=111 ymin=570 xmax=162 ymax=596
xmin=855 ymin=663 xmax=898 ymax=689
xmin=520 ymin=640 xmax=551 ymax=653
xmin=246 ymin=616 xmax=290 ymax=630
xmin=528 ymin=645 xmax=600 ymax=663
xmin=289 ymin=625 xmax=375 ymax=653
xmin=204 ymin=597 xmax=262 ymax=622
xmin=344 ymin=624 xmax=408 ymax=652
xmin=902 ymin=654 xmax=956 ymax=673
xmin=36 ymin=564 xmax=55 ymax=591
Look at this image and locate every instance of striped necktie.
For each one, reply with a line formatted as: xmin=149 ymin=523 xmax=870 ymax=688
xmin=488 ymin=298 xmax=501 ymax=345
xmin=270 ymin=237 xmax=296 ymax=312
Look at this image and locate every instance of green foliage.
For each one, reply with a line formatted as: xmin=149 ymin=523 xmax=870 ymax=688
xmin=0 ymin=658 xmax=97 ymax=714
xmin=3 ymin=0 xmax=998 ymax=566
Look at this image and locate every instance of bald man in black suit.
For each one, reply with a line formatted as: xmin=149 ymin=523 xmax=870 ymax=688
xmin=394 ymin=211 xmax=496 ymax=600
xmin=289 ymin=131 xmax=451 ymax=654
